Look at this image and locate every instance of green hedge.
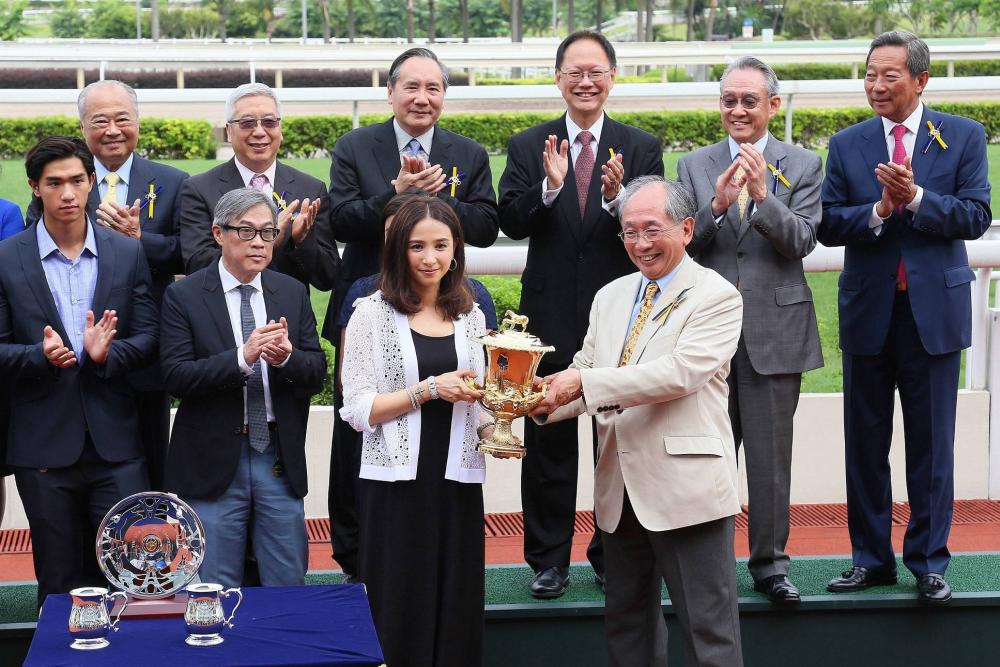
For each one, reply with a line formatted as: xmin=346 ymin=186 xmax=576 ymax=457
xmin=0 ymin=116 xmax=215 ymax=160
xmin=282 ymin=102 xmax=1000 ymax=155
xmin=709 ymin=60 xmax=1000 ymax=81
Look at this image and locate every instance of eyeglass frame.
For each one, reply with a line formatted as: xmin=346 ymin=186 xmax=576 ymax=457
xmin=86 ymin=116 xmax=137 ymax=130
xmin=719 ymin=93 xmax=771 ymax=110
xmin=557 ymin=68 xmax=613 ymax=83
xmin=226 ymin=116 xmax=282 ymax=131
xmin=221 ymin=223 xmax=280 ymax=242
xmin=617 ymin=227 xmax=677 ymax=244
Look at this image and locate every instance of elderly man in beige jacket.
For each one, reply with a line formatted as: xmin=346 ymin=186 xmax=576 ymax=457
xmin=533 ymin=175 xmax=745 ymax=667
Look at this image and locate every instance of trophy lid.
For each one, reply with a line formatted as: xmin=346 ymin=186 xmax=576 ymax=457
xmin=478 ymin=310 xmax=555 ymax=353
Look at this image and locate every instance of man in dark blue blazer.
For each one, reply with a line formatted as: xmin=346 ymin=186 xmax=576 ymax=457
xmin=819 ymin=32 xmax=991 ymax=604
xmin=161 ymin=187 xmax=326 ymax=587
xmin=0 ymin=137 xmax=158 ymax=608
xmin=499 ymin=31 xmax=663 ymax=598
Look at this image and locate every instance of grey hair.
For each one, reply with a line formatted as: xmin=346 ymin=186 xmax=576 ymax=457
xmin=224 ymin=83 xmax=282 ymax=123
xmin=867 ymin=31 xmax=930 ymax=77
xmin=212 ymin=187 xmax=277 ymax=229
xmin=388 ymin=47 xmax=449 ymax=89
xmin=719 ymin=56 xmax=780 ymax=97
xmin=77 ymin=80 xmax=139 ymax=120
xmin=621 ymin=175 xmax=696 ymax=225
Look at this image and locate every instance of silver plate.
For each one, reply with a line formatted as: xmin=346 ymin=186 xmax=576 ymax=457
xmin=96 ymin=492 xmax=206 ymax=599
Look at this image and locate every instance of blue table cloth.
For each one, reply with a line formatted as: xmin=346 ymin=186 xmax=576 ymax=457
xmin=24 ymin=584 xmax=385 ymax=666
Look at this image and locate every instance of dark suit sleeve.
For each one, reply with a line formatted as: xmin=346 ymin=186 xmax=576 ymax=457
xmin=498 ymin=134 xmax=550 ymax=240
xmin=269 ymin=285 xmax=327 ymax=397
xmin=329 ymin=133 xmax=397 ymax=244
xmin=438 ymin=144 xmax=499 ymax=248
xmin=160 ymin=285 xmax=244 ymax=398
xmin=139 ymin=169 xmax=187 ymax=275
xmin=180 ymin=178 xmax=220 ymax=273
xmin=270 ymin=189 xmax=340 ymax=291
xmin=0 ymin=278 xmax=49 ymax=380
xmin=910 ymin=123 xmax=992 ymax=241
xmin=90 ymin=246 xmax=159 ymax=379
xmin=818 ymin=135 xmax=882 ymax=247
xmin=750 ymin=151 xmax=821 ymax=259
xmin=679 ymin=154 xmax=723 ymax=257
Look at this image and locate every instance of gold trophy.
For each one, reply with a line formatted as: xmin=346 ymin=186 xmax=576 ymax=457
xmin=465 ymin=311 xmax=555 ymax=458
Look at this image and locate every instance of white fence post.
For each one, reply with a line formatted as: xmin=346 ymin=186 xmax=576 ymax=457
xmin=969 ymin=267 xmax=992 ymax=389
xmin=987 ymin=309 xmax=1000 ymax=499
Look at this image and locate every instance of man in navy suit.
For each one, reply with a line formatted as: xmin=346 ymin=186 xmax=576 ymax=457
xmin=0 ymin=137 xmax=158 ymax=607
xmin=161 ymin=187 xmax=326 ymax=587
xmin=819 ymin=31 xmax=991 ymax=604
xmin=325 ymin=47 xmax=499 ymax=580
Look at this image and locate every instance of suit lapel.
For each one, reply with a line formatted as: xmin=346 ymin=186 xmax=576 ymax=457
xmin=374 ymin=119 xmax=404 ymax=186
xmin=90 ymin=225 xmax=116 ymax=316
xmin=216 ymin=159 xmax=241 ymax=201
xmin=608 ymin=273 xmax=643 ymax=365
xmin=704 ymin=141 xmax=739 ymax=241
xmin=632 ymin=258 xmax=697 ymax=365
xmin=18 ymin=224 xmax=69 ymax=344
xmin=911 ymin=106 xmax=944 ymax=189
xmin=273 ymin=161 xmax=297 ymax=203
xmin=261 ymin=270 xmax=281 ymax=323
xmin=858 ymin=116 xmax=890 ymax=196
xmin=127 ymin=157 xmax=153 ymax=227
xmin=87 ymin=179 xmax=101 ymax=220
xmin=428 ymin=126 xmax=452 ymax=176
xmin=201 ymin=266 xmax=237 ymax=349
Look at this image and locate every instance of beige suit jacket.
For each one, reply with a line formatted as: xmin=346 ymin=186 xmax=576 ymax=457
xmin=541 ymin=256 xmax=744 ymax=533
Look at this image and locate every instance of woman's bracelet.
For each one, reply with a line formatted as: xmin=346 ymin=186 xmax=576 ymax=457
xmin=427 ymin=375 xmax=439 ymax=400
xmin=405 ymin=386 xmax=419 ymax=411
xmin=413 ymin=383 xmax=426 ymax=405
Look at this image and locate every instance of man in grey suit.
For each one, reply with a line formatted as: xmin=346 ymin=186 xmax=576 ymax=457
xmin=677 ymin=56 xmax=823 ymax=604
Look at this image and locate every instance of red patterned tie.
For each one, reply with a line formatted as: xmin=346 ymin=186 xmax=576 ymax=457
xmin=574 ymin=130 xmax=595 ymax=218
xmin=890 ymin=124 xmax=908 ymax=291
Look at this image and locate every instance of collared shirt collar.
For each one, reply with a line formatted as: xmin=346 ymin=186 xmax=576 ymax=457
xmin=881 ymin=101 xmax=924 ymax=139
xmin=36 ymin=216 xmax=99 ymax=260
xmin=218 ymin=257 xmax=263 ymax=294
xmin=95 ymin=152 xmax=134 ymax=189
xmin=728 ymin=132 xmax=768 ymax=161
xmin=393 ymin=118 xmax=435 ymax=156
xmin=636 ymin=260 xmax=683 ymax=304
xmin=234 ymin=158 xmax=278 ymax=189
xmin=566 ymin=113 xmax=605 ymax=146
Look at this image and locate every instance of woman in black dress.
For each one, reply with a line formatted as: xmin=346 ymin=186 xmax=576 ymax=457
xmin=340 ymin=196 xmax=494 ymax=667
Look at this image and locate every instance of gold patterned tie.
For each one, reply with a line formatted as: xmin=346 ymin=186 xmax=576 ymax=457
xmin=103 ymin=172 xmax=120 ymax=205
xmin=619 ymin=282 xmax=660 ymax=367
xmin=734 ymin=164 xmax=749 ymax=222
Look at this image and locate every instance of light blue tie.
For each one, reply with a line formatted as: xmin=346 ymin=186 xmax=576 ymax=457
xmin=406 ymin=138 xmax=421 ymax=158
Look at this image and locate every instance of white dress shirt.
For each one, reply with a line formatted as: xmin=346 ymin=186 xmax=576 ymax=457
xmin=95 ymin=153 xmax=134 ymax=207
xmin=870 ymin=102 xmax=925 ymax=233
xmin=542 ymin=113 xmax=625 ymax=214
xmin=218 ymin=259 xmax=289 ymax=422
xmin=235 ymin=158 xmax=278 ymax=197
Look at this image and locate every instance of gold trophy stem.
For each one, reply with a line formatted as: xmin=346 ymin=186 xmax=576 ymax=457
xmin=477 ymin=416 xmax=526 ymax=459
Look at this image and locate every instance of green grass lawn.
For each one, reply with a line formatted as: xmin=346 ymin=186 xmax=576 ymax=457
xmin=5 ymin=145 xmax=995 ymax=396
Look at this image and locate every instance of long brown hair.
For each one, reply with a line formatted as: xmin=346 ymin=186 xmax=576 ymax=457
xmin=378 ymin=195 xmax=473 ymax=320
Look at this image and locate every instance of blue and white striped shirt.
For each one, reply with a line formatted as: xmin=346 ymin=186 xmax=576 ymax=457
xmin=36 ymin=219 xmax=99 ymax=360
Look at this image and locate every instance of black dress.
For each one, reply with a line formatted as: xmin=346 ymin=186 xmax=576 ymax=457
xmin=359 ymin=331 xmax=485 ymax=667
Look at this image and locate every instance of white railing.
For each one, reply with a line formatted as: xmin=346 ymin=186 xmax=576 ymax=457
xmin=5 ymin=77 xmax=1000 ymax=143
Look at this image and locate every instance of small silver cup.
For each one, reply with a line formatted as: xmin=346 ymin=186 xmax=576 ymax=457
xmin=184 ymin=583 xmax=243 ymax=646
xmin=68 ymin=586 xmax=128 ymax=650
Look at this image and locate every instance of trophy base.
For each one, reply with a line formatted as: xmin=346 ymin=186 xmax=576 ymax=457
xmin=112 ymin=592 xmax=188 ymax=619
xmin=477 ymin=439 xmax=527 ymax=459
xmin=186 ymin=633 xmax=225 ymax=647
xmin=70 ymin=638 xmax=110 ymax=650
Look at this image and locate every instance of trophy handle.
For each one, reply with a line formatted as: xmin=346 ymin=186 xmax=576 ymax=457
xmin=222 ymin=588 xmax=243 ymax=629
xmin=463 ymin=377 xmax=483 ymax=392
xmin=107 ymin=591 xmax=128 ymax=632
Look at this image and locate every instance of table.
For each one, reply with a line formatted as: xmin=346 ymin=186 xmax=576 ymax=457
xmin=24 ymin=584 xmax=385 ymax=666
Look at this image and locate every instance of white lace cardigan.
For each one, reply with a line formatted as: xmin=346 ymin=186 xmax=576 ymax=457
xmin=339 ymin=291 xmax=487 ymax=483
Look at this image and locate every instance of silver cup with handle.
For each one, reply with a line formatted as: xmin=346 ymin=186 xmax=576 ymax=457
xmin=184 ymin=583 xmax=243 ymax=646
xmin=67 ymin=586 xmax=129 ymax=650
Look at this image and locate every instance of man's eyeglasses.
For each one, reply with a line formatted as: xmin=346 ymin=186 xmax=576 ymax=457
xmin=559 ymin=68 xmax=612 ymax=83
xmin=222 ymin=224 xmax=280 ymax=242
xmin=227 ymin=117 xmax=281 ymax=131
xmin=88 ymin=117 xmax=136 ymax=130
xmin=618 ymin=228 xmax=669 ymax=244
xmin=720 ymin=95 xmax=766 ymax=110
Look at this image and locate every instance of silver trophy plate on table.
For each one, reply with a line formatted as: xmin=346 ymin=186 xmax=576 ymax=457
xmin=95 ymin=491 xmax=206 ymax=618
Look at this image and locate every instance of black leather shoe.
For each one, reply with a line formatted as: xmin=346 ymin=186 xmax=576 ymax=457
xmin=826 ymin=566 xmax=897 ymax=592
xmin=917 ymin=573 xmax=952 ymax=605
xmin=594 ymin=572 xmax=606 ymax=594
xmin=753 ymin=574 xmax=801 ymax=604
xmin=530 ymin=566 xmax=569 ymax=599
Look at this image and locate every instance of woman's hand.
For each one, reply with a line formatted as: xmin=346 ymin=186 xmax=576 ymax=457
xmin=435 ymin=369 xmax=483 ymax=404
